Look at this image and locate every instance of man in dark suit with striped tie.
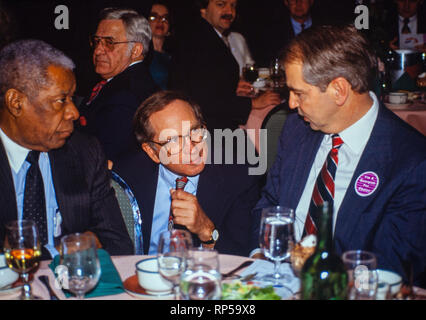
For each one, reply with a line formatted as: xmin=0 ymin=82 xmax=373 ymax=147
xmin=0 ymin=39 xmax=133 ymax=259
xmin=252 ymin=25 xmax=426 ymax=288
xmin=77 ymin=8 xmax=157 ymax=163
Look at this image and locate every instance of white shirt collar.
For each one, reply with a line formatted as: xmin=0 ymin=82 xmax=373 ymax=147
xmin=338 ymin=91 xmax=379 ymax=155
xmin=399 ymin=14 xmax=417 ymax=23
xmin=0 ymin=127 xmax=31 ymax=173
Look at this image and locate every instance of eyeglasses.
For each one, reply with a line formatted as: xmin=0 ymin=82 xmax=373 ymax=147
xmin=89 ymin=35 xmax=138 ymax=51
xmin=150 ymin=127 xmax=208 ymax=155
xmin=148 ymin=14 xmax=169 ymax=24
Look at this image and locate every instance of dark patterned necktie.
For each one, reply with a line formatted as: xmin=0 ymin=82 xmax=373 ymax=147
xmin=86 ymin=80 xmax=107 ymax=105
xmin=23 ymin=151 xmax=48 ymax=246
xmin=168 ymin=176 xmax=188 ymax=231
xmin=303 ymin=134 xmax=344 ymax=236
xmin=402 ymin=18 xmax=411 ymax=34
xmin=301 ymin=23 xmax=305 ymax=31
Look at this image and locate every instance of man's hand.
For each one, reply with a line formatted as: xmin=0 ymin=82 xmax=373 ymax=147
xmin=236 ymin=79 xmax=255 ymax=97
xmin=170 ymin=189 xmax=215 ymax=242
xmin=251 ymin=91 xmax=281 ymax=110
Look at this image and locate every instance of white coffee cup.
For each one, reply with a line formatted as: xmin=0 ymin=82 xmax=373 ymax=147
xmin=388 ymin=92 xmax=408 ymax=104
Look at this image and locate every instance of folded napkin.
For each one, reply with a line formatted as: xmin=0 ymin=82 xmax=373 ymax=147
xmin=49 ymin=249 xmax=124 ymax=298
xmin=239 ymin=260 xmax=300 ymax=299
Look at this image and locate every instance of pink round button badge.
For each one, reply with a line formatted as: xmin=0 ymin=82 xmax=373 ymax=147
xmin=354 ymin=171 xmax=379 ymax=197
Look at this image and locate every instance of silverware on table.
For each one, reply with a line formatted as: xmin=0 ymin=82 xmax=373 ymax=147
xmin=221 ymin=260 xmax=254 ymax=279
xmin=38 ymin=275 xmax=60 ymax=300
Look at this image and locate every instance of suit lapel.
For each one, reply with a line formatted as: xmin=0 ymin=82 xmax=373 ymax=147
xmin=334 ymin=107 xmax=393 ymax=251
xmin=0 ymin=139 xmax=18 ymax=223
xmin=197 ymin=164 xmax=226 ymax=226
xmin=48 ymin=139 xmax=87 ymax=233
xmin=282 ymin=126 xmax=323 ymax=209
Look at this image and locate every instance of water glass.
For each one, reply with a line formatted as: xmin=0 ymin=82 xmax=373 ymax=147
xmin=157 ymin=229 xmax=193 ymax=300
xmin=342 ymin=250 xmax=378 ymax=300
xmin=60 ymin=233 xmax=101 ymax=299
xmin=180 ymin=247 xmax=222 ymax=300
xmin=259 ymin=206 xmax=295 ymax=284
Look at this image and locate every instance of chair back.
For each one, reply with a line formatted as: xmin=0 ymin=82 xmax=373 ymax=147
xmin=261 ymin=104 xmax=289 ymax=172
xmin=110 ymin=171 xmax=143 ymax=254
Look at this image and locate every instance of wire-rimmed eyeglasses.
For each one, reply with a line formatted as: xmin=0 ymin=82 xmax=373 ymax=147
xmin=89 ymin=35 xmax=138 ymax=51
xmin=149 ymin=127 xmax=208 ymax=155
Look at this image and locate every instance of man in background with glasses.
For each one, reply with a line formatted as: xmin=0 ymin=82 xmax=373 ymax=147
xmin=77 ymin=7 xmax=157 ymax=164
xmin=112 ymin=90 xmax=261 ymax=257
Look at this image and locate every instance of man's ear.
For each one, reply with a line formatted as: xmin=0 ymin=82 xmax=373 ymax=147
xmin=142 ymin=142 xmax=161 ymax=164
xmin=328 ymin=77 xmax=350 ymax=106
xmin=4 ymin=89 xmax=25 ymax=117
xmin=131 ymin=43 xmax=143 ymax=60
xmin=200 ymin=8 xmax=207 ymax=19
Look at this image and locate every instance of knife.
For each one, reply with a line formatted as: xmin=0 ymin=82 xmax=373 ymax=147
xmin=38 ymin=275 xmax=60 ymax=300
xmin=221 ymin=260 xmax=254 ymax=279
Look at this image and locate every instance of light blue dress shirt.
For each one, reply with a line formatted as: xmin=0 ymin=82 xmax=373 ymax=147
xmin=0 ymin=129 xmax=60 ymax=258
xmin=291 ymin=16 xmax=312 ymax=36
xmin=148 ymin=164 xmax=199 ymax=255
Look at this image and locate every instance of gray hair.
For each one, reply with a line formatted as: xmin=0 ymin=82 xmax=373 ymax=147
xmin=100 ymin=8 xmax=152 ymax=57
xmin=282 ymin=24 xmax=377 ymax=93
xmin=0 ymin=39 xmax=75 ymax=106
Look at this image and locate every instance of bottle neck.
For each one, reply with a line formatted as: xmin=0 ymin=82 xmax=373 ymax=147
xmin=316 ymin=202 xmax=334 ymax=252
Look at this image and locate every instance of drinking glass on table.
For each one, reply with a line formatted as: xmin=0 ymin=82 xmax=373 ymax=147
xmin=157 ymin=229 xmax=193 ymax=300
xmin=259 ymin=206 xmax=295 ymax=284
xmin=60 ymin=233 xmax=101 ymax=299
xmin=243 ymin=64 xmax=259 ymax=83
xmin=4 ymin=220 xmax=41 ymax=300
xmin=180 ymin=247 xmax=222 ymax=300
xmin=342 ymin=250 xmax=379 ymax=300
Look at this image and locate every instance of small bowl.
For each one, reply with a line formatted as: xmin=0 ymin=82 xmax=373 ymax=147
xmin=136 ymin=258 xmax=173 ymax=295
xmin=388 ymin=92 xmax=408 ymax=104
xmin=0 ymin=254 xmax=19 ymax=289
xmin=377 ymin=269 xmax=402 ymax=296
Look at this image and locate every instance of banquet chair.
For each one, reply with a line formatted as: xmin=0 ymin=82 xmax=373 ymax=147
xmin=261 ymin=103 xmax=290 ymax=172
xmin=110 ymin=171 xmax=143 ymax=254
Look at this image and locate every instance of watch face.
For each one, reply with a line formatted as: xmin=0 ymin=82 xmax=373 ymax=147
xmin=212 ymin=229 xmax=219 ymax=241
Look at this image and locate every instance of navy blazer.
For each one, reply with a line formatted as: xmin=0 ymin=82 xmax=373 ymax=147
xmin=0 ymin=131 xmax=134 ymax=256
xmin=113 ymin=149 xmax=261 ymax=256
xmin=253 ymin=105 xmax=426 ymax=287
xmin=77 ymin=62 xmax=157 ymax=162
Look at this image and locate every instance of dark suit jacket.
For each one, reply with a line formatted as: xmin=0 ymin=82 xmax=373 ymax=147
xmin=113 ymin=149 xmax=261 ymax=256
xmin=253 ymin=105 xmax=426 ymax=287
xmin=385 ymin=11 xmax=426 ymax=45
xmin=0 ymin=131 xmax=134 ymax=256
xmin=169 ymin=18 xmax=252 ymax=131
xmin=77 ymin=62 xmax=157 ymax=162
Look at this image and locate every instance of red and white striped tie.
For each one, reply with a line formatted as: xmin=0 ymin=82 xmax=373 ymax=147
xmin=304 ymin=134 xmax=344 ymax=236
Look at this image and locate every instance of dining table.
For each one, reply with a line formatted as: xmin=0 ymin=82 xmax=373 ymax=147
xmin=385 ymin=100 xmax=426 ymax=136
xmin=2 ymin=253 xmax=425 ymax=301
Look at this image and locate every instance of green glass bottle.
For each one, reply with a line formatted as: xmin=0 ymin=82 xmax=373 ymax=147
xmin=300 ymin=202 xmax=348 ymax=300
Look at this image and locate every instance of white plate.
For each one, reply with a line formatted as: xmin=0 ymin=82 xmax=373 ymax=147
xmin=377 ymin=269 xmax=402 ymax=296
xmin=123 ymin=275 xmax=174 ymax=300
xmin=385 ymin=102 xmax=411 ymax=109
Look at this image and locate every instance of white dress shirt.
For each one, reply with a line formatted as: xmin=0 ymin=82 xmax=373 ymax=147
xmin=293 ymin=92 xmax=379 ymax=241
xmin=399 ymin=14 xmax=418 ymax=36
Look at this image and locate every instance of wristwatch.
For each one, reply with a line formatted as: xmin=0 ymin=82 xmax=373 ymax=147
xmin=200 ymin=227 xmax=219 ymax=245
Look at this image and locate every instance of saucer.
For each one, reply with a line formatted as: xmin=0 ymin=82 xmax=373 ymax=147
xmin=385 ymin=102 xmax=410 ymax=109
xmin=123 ymin=275 xmax=174 ymax=300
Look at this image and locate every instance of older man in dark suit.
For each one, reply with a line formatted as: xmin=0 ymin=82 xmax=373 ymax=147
xmin=170 ymin=0 xmax=281 ymax=132
xmin=113 ymin=91 xmax=261 ymax=256
xmin=252 ymin=25 xmax=426 ymax=287
xmin=0 ymin=39 xmax=133 ymax=259
xmin=78 ymin=8 xmax=157 ymax=163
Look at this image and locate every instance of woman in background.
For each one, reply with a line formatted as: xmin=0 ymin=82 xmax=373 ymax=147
xmin=147 ymin=1 xmax=174 ymax=90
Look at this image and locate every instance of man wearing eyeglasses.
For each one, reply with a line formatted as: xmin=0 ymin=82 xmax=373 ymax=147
xmin=112 ymin=90 xmax=261 ymax=256
xmin=77 ymin=7 xmax=157 ymax=163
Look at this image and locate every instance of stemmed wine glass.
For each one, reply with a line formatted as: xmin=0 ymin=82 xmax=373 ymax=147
xmin=59 ymin=233 xmax=101 ymax=299
xmin=157 ymin=229 xmax=193 ymax=300
xmin=243 ymin=64 xmax=259 ymax=83
xmin=259 ymin=206 xmax=295 ymax=284
xmin=3 ymin=220 xmax=41 ymax=300
xmin=270 ymin=58 xmax=285 ymax=90
xmin=180 ymin=247 xmax=222 ymax=300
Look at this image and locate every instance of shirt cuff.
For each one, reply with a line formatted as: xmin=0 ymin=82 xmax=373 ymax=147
xmin=249 ymin=248 xmax=262 ymax=258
